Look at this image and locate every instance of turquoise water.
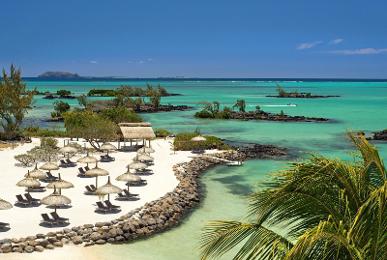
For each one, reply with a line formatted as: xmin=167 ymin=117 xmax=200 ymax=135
xmin=25 ymin=79 xmax=387 ymax=259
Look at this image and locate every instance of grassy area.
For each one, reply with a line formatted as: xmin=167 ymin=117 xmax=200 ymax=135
xmin=173 ymin=132 xmax=231 ymax=151
xmin=23 ymin=126 xmax=68 ymax=137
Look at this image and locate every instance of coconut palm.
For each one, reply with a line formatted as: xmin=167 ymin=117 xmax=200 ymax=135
xmin=232 ymin=99 xmax=246 ymax=112
xmin=200 ymin=134 xmax=386 ymax=260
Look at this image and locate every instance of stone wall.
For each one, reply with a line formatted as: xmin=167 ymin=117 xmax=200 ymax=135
xmin=0 ymin=151 xmax=238 ymax=254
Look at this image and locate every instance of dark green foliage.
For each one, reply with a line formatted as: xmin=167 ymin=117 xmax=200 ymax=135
xmin=154 ymin=128 xmax=171 ymax=138
xmin=173 ymin=132 xmax=230 ymax=151
xmin=100 ymin=106 xmax=142 ymax=124
xmin=63 ymin=111 xmax=118 ymax=150
xmin=200 ymin=134 xmax=387 ymax=259
xmin=23 ymin=126 xmax=67 ymax=137
xmin=52 ymin=101 xmax=71 ymax=118
xmin=56 ymin=89 xmax=71 ymax=97
xmin=232 ymin=99 xmax=246 ymax=112
xmin=0 ymin=65 xmax=35 ymax=139
xmin=87 ymin=85 xmax=171 ymax=97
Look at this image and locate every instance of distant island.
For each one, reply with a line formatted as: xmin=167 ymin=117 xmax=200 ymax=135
xmin=267 ymin=85 xmax=340 ymax=98
xmin=38 ymin=71 xmax=82 ymax=79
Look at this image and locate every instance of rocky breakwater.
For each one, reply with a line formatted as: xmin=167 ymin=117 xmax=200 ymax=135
xmin=0 ymin=151 xmax=239 ymax=254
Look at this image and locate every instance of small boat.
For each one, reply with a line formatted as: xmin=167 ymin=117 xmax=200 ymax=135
xmin=226 ymin=161 xmax=243 ymax=167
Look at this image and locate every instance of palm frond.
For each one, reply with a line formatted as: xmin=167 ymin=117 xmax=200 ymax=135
xmin=200 ymin=220 xmax=292 ymax=260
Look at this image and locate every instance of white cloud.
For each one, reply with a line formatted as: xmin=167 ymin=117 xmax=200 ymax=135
xmin=89 ymin=60 xmax=98 ymax=64
xmin=297 ymin=41 xmax=323 ymax=50
xmin=138 ymin=60 xmax=145 ymax=64
xmin=329 ymin=38 xmax=344 ymax=45
xmin=328 ymin=48 xmax=387 ymax=55
xmin=147 ymin=58 xmax=153 ymax=62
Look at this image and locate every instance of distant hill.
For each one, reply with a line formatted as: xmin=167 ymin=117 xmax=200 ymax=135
xmin=37 ymin=71 xmax=81 ymax=79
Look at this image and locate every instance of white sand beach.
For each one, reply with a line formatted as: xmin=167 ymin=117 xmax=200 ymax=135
xmin=0 ymin=138 xmax=194 ymax=240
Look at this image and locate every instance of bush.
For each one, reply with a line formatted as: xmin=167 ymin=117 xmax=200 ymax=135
xmin=23 ymin=126 xmax=67 ymax=137
xmin=155 ymin=128 xmax=171 ymax=138
xmin=53 ymin=101 xmax=70 ymax=116
xmin=195 ymin=110 xmax=214 ymax=118
xmin=14 ymin=154 xmax=35 ymax=166
xmin=173 ymin=132 xmax=231 ymax=151
xmin=100 ymin=106 xmax=142 ymax=124
xmin=56 ymin=89 xmax=71 ymax=97
xmin=40 ymin=137 xmax=58 ymax=149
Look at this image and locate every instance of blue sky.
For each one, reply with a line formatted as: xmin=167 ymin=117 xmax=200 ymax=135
xmin=0 ymin=0 xmax=386 ymax=78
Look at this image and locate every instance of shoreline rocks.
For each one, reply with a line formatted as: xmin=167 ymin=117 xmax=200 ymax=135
xmin=366 ymin=130 xmax=387 ymax=141
xmin=0 ymin=150 xmax=242 ymax=254
xmin=266 ymin=94 xmax=340 ymax=98
xmin=227 ymin=111 xmax=329 ymax=122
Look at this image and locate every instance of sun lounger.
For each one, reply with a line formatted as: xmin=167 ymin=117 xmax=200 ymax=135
xmin=0 ymin=222 xmax=9 ymax=227
xmin=104 ymin=200 xmax=120 ymax=209
xmin=100 ymin=155 xmax=115 ymax=162
xmin=60 ymin=159 xmax=68 ymax=168
xmin=25 ymin=193 xmax=40 ymax=203
xmin=95 ymin=201 xmax=110 ymax=213
xmin=26 ymin=186 xmax=46 ymax=192
xmin=51 ymin=212 xmax=69 ymax=221
xmin=15 ymin=194 xmax=31 ymax=207
xmin=124 ymin=190 xmax=139 ymax=197
xmin=90 ymin=184 xmax=97 ymax=191
xmin=66 ymin=159 xmax=76 ymax=167
xmin=84 ymin=185 xmax=96 ymax=195
xmin=85 ymin=166 xmax=90 ymax=171
xmin=41 ymin=213 xmax=59 ymax=227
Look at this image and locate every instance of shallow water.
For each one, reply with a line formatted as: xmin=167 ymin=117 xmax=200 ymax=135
xmin=21 ymin=79 xmax=387 ymax=259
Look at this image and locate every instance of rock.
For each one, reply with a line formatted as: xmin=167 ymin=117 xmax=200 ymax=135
xmin=1 ymin=243 xmax=12 ymax=253
xmin=53 ymin=241 xmax=63 ymax=247
xmin=34 ymin=245 xmax=45 ymax=252
xmin=95 ymin=239 xmax=106 ymax=245
xmin=24 ymin=245 xmax=34 ymax=253
xmin=115 ymin=236 xmax=125 ymax=242
xmin=90 ymin=232 xmax=101 ymax=241
xmin=46 ymin=244 xmax=55 ymax=249
xmin=12 ymin=246 xmax=23 ymax=253
xmin=71 ymin=236 xmax=83 ymax=245
xmin=36 ymin=239 xmax=49 ymax=247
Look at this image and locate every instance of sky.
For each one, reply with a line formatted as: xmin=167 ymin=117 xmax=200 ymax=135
xmin=0 ymin=0 xmax=386 ymax=78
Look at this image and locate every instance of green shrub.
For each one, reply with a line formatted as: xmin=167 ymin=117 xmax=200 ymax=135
xmin=14 ymin=154 xmax=35 ymax=166
xmin=195 ymin=110 xmax=214 ymax=118
xmin=100 ymin=106 xmax=142 ymax=124
xmin=155 ymin=128 xmax=171 ymax=138
xmin=23 ymin=126 xmax=67 ymax=137
xmin=173 ymin=132 xmax=231 ymax=151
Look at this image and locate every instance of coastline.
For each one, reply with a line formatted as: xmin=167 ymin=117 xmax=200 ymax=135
xmin=0 ymin=138 xmax=237 ymax=254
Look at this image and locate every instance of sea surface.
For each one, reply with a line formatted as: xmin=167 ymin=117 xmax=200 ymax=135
xmin=24 ymin=79 xmax=387 ymax=259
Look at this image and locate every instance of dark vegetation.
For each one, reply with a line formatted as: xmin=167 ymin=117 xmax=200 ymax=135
xmin=267 ymin=85 xmax=340 ymax=98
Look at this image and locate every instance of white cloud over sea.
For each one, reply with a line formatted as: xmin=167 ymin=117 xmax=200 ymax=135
xmin=297 ymin=41 xmax=323 ymax=50
xmin=328 ymin=48 xmax=387 ymax=55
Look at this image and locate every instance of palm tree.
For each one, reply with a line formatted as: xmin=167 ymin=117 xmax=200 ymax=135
xmin=200 ymin=134 xmax=386 ymax=259
xmin=232 ymin=99 xmax=246 ymax=112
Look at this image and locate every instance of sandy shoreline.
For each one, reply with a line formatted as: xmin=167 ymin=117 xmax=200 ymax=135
xmin=0 ymin=137 xmax=193 ymax=240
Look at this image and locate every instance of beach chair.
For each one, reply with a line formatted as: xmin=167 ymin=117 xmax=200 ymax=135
xmin=50 ymin=212 xmax=69 ymax=222
xmin=41 ymin=213 xmax=56 ymax=226
xmin=60 ymin=159 xmax=68 ymax=168
xmin=46 ymin=172 xmax=58 ymax=181
xmin=85 ymin=166 xmax=90 ymax=171
xmin=24 ymin=193 xmax=40 ymax=203
xmin=66 ymin=159 xmax=76 ymax=167
xmin=26 ymin=186 xmax=46 ymax=192
xmin=124 ymin=190 xmax=139 ymax=197
xmin=104 ymin=200 xmax=120 ymax=209
xmin=84 ymin=185 xmax=95 ymax=194
xmin=95 ymin=201 xmax=110 ymax=213
xmin=15 ymin=194 xmax=30 ymax=206
xmin=0 ymin=222 xmax=9 ymax=228
xmin=90 ymin=184 xmax=97 ymax=191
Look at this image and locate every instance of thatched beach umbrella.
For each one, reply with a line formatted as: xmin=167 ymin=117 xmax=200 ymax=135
xmin=59 ymin=146 xmax=78 ymax=159
xmin=85 ymin=163 xmax=109 ymax=188
xmin=127 ymin=162 xmax=147 ymax=170
xmin=0 ymin=198 xmax=12 ymax=210
xmin=40 ymin=162 xmax=59 ymax=174
xmin=17 ymin=173 xmax=41 ymax=194
xmin=41 ymin=187 xmax=71 ymax=213
xmin=46 ymin=173 xmax=74 ymax=194
xmin=26 ymin=164 xmax=46 ymax=179
xmin=136 ymin=154 xmax=153 ymax=162
xmin=77 ymin=152 xmax=98 ymax=167
xmin=95 ymin=176 xmax=122 ymax=201
xmin=137 ymin=147 xmax=155 ymax=154
xmin=116 ymin=171 xmax=141 ymax=192
xmin=191 ymin=135 xmax=206 ymax=142
xmin=100 ymin=142 xmax=117 ymax=156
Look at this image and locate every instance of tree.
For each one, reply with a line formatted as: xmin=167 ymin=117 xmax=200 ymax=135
xmin=100 ymin=106 xmax=142 ymax=124
xmin=276 ymin=84 xmax=287 ymax=97
xmin=14 ymin=154 xmax=35 ymax=166
xmin=52 ymin=101 xmax=70 ymax=118
xmin=232 ymin=99 xmax=246 ymax=112
xmin=77 ymin=94 xmax=89 ymax=110
xmin=200 ymin=134 xmax=386 ymax=260
xmin=63 ymin=111 xmax=118 ymax=150
xmin=56 ymin=89 xmax=71 ymax=97
xmin=0 ymin=65 xmax=35 ymax=139
xmin=149 ymin=89 xmax=161 ymax=109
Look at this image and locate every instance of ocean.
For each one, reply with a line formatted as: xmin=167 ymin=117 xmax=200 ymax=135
xmin=24 ymin=79 xmax=387 ymax=259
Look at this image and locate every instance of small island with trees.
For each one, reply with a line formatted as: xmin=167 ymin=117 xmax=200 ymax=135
xmin=267 ymin=85 xmax=340 ymax=98
xmin=195 ymin=100 xmax=330 ymax=122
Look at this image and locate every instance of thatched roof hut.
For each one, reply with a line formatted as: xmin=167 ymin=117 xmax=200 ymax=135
xmin=119 ymin=122 xmax=156 ymax=140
